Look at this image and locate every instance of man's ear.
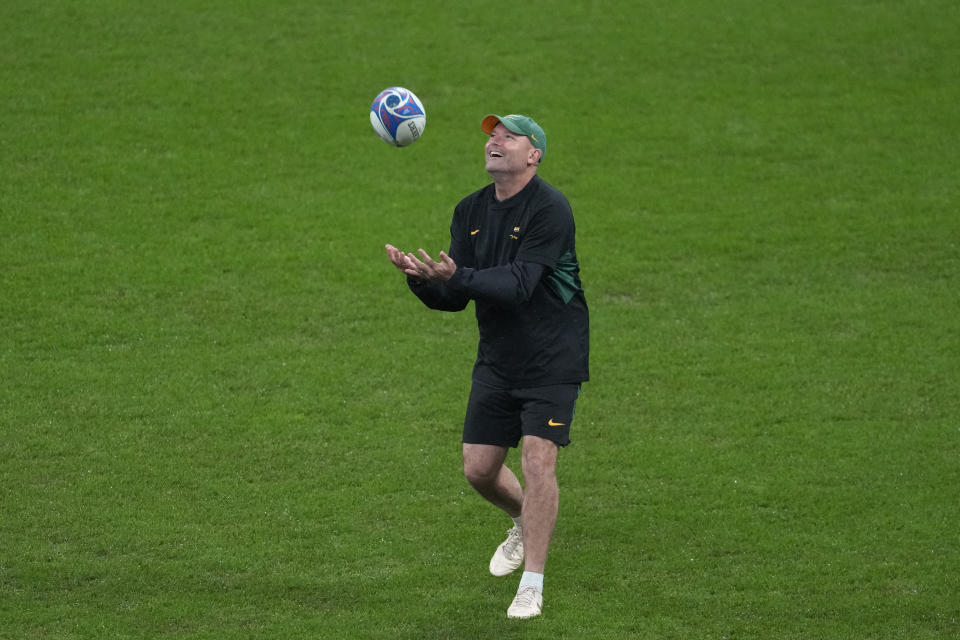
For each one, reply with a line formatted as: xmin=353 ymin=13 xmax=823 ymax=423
xmin=529 ymin=148 xmax=542 ymax=166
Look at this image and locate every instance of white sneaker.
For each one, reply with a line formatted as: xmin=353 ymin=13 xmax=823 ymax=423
xmin=489 ymin=526 xmax=524 ymax=577
xmin=507 ymin=585 xmax=543 ymax=619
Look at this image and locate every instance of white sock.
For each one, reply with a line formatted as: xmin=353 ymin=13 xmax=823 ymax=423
xmin=511 ymin=516 xmax=522 ymax=529
xmin=519 ymin=571 xmax=544 ymax=592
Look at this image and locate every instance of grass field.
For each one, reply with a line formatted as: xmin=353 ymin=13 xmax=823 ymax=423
xmin=2 ymin=1 xmax=959 ymax=638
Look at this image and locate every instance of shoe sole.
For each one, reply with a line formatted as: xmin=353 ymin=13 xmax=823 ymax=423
xmin=508 ymin=611 xmax=541 ymax=619
xmin=490 ymin=563 xmax=522 ymax=577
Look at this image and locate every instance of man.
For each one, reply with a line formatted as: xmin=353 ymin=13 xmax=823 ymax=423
xmin=385 ymin=113 xmax=589 ymax=619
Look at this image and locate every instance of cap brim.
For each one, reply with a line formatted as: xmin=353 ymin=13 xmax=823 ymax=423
xmin=480 ymin=114 xmax=502 ymax=134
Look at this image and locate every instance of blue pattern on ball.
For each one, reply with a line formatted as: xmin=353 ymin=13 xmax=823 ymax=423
xmin=371 ymin=87 xmax=425 ymax=145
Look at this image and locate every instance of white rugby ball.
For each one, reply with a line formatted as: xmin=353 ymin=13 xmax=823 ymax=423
xmin=370 ymin=87 xmax=426 ymax=147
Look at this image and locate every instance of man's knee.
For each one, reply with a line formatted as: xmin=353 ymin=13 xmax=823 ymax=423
xmin=463 ymin=444 xmax=507 ymax=487
xmin=463 ymin=459 xmax=495 ymax=487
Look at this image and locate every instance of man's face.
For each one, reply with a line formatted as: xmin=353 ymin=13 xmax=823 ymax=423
xmin=485 ymin=123 xmax=538 ymax=175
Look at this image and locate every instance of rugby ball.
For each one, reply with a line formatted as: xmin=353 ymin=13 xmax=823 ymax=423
xmin=370 ymin=87 xmax=426 ymax=147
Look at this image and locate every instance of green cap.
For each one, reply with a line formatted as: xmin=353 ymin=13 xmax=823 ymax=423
xmin=481 ymin=114 xmax=547 ymax=159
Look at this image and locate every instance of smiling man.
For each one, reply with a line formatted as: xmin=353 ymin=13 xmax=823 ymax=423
xmin=385 ymin=113 xmax=589 ymax=619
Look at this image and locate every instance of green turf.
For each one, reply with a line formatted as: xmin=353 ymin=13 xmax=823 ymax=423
xmin=2 ymin=0 xmax=958 ymax=638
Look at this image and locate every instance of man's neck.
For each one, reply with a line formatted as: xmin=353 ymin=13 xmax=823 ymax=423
xmin=491 ymin=170 xmax=537 ymax=202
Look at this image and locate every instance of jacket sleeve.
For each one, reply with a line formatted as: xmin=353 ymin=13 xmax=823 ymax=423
xmin=446 ymin=261 xmax=546 ymax=307
xmin=407 ymin=275 xmax=471 ymax=311
xmin=408 ymin=260 xmax=547 ymax=310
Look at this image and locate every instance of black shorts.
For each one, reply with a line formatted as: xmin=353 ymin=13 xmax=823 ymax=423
xmin=462 ymin=380 xmax=582 ymax=448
